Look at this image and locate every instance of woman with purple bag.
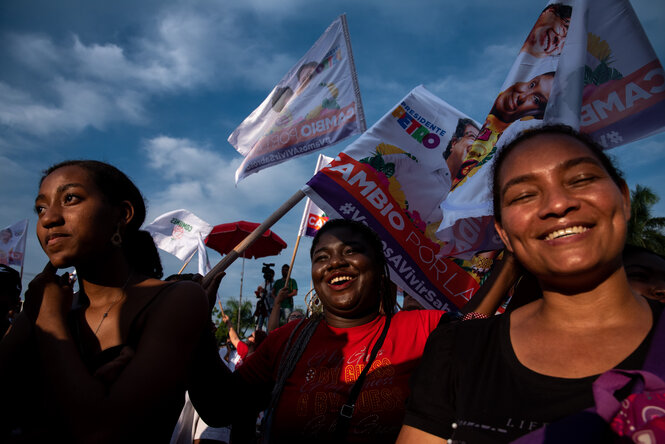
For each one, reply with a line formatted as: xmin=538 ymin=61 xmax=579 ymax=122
xmin=398 ymin=125 xmax=665 ymax=443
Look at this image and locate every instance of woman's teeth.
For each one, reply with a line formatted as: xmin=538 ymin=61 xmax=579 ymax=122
xmin=545 ymin=226 xmax=589 ymax=241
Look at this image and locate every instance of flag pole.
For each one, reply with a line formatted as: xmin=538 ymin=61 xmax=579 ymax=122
xmin=284 ymin=235 xmax=301 ymax=292
xmin=202 ymin=189 xmax=306 ymax=288
xmin=177 ymin=250 xmax=197 ymax=275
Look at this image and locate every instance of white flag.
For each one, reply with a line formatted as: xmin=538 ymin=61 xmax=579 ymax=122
xmin=144 ymin=210 xmax=213 ymax=261
xmin=298 ymin=154 xmax=333 ymax=237
xmin=0 ymin=219 xmax=28 ymax=267
xmin=437 ymin=0 xmax=665 ymax=259
xmin=230 ymin=14 xmax=366 ymax=183
xmin=197 ymin=233 xmax=211 ymax=275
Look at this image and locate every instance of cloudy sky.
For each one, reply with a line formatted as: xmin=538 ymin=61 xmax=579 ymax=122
xmin=2 ymin=0 xmax=664 ymax=311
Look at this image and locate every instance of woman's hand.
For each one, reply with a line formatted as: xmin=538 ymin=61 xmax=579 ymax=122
xmin=24 ymin=262 xmax=73 ymax=324
xmin=221 ymin=313 xmax=230 ymax=325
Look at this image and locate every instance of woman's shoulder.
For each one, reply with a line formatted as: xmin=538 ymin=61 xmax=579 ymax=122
xmin=126 ymin=278 xmax=208 ymax=334
xmin=425 ymin=312 xmax=506 ymax=356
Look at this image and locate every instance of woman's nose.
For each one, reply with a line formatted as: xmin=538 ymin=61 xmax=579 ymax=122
xmin=538 ymin=186 xmax=581 ymax=219
xmin=40 ymin=204 xmax=64 ymax=227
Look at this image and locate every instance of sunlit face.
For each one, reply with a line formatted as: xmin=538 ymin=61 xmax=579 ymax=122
xmin=495 ymin=134 xmax=630 ymax=288
xmin=491 ymin=74 xmax=554 ymax=124
xmin=311 ymin=227 xmax=380 ymax=325
xmin=625 ymin=251 xmax=665 ymax=302
xmin=522 ymin=6 xmax=570 ymax=57
xmin=35 ymin=165 xmax=122 ymax=269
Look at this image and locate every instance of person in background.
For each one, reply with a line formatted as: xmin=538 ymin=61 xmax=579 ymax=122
xmin=220 ymin=313 xmax=267 ymax=366
xmin=254 ymin=264 xmax=275 ymax=331
xmin=624 ymin=244 xmax=665 ymax=303
xmin=272 ymin=264 xmax=297 ymax=323
xmin=0 ymin=264 xmax=22 ymax=336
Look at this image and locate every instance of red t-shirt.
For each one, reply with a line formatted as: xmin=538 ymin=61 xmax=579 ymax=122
xmin=237 ymin=309 xmax=444 ymax=443
xmin=236 ymin=340 xmax=249 ymax=362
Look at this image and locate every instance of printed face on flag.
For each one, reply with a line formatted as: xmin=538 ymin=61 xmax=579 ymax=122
xmin=520 ymin=4 xmax=572 ymax=58
xmin=438 ymin=0 xmax=664 ymax=281
xmin=0 ymin=219 xmax=28 ymax=267
xmin=230 ymin=15 xmax=366 ymax=183
xmin=304 ymin=86 xmax=482 ymax=312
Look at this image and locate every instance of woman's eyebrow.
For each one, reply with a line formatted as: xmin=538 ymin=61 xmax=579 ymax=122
xmin=501 ymin=156 xmax=602 ymax=197
xmin=35 ymin=183 xmax=85 ymax=204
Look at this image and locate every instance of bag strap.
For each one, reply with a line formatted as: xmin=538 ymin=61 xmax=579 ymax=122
xmin=333 ymin=315 xmax=392 ymax=440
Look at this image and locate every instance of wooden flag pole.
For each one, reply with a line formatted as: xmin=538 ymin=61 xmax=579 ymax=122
xmin=201 ymin=190 xmax=306 ymax=288
xmin=177 ymin=250 xmax=197 ymax=275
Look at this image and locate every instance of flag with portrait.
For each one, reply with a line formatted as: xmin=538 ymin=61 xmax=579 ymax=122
xmin=436 ymin=0 xmax=665 ymax=261
xmin=304 ymin=85 xmax=482 ymax=311
xmin=230 ymin=14 xmax=366 ymax=184
xmin=0 ymin=219 xmax=28 ymax=267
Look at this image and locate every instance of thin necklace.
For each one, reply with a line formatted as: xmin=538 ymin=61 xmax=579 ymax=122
xmin=94 ymin=271 xmax=133 ymax=336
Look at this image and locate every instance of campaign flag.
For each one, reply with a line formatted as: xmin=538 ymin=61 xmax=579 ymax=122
xmin=437 ymin=0 xmax=664 ymax=259
xmin=144 ymin=210 xmax=213 ymax=261
xmin=298 ymin=154 xmax=333 ymax=237
xmin=304 ymin=86 xmax=482 ymax=311
xmin=230 ymin=14 xmax=366 ymax=183
xmin=197 ymin=232 xmax=211 ymax=275
xmin=0 ymin=219 xmax=28 ymax=267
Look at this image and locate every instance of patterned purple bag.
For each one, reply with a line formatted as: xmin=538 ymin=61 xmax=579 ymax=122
xmin=593 ymin=369 xmax=665 ymax=442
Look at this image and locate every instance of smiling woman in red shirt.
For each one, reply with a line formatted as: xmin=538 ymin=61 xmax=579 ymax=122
xmin=189 ymin=219 xmax=445 ymax=444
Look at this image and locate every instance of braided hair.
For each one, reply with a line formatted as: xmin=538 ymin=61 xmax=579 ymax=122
xmin=41 ymin=160 xmax=163 ymax=278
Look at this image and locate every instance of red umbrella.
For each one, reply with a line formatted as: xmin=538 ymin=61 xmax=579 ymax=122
xmin=205 ymin=221 xmax=287 ymax=333
xmin=205 ymin=221 xmax=287 ymax=259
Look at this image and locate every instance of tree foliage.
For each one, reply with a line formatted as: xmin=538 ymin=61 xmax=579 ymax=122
xmin=212 ymin=298 xmax=254 ymax=346
xmin=627 ymin=184 xmax=665 ymax=255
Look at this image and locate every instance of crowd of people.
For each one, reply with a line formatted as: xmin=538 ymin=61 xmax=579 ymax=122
xmin=1 ymin=125 xmax=665 ymax=443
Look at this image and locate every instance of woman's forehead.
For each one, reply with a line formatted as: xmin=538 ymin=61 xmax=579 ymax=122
xmin=500 ymin=133 xmax=600 ymax=178
xmin=39 ymin=165 xmax=94 ymax=191
xmin=317 ymin=226 xmax=369 ymax=247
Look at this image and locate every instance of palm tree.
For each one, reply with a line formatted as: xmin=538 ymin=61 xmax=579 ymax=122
xmin=226 ymin=298 xmax=255 ymax=336
xmin=627 ymin=185 xmax=665 ymax=255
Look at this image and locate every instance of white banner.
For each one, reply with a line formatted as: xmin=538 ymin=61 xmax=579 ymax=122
xmin=0 ymin=219 xmax=28 ymax=267
xmin=144 ymin=210 xmax=213 ymax=261
xmin=230 ymin=14 xmax=366 ymax=183
xmin=298 ymin=154 xmax=333 ymax=237
xmin=304 ymin=86 xmax=483 ymax=311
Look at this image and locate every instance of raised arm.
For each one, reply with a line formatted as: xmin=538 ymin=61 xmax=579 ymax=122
xmin=267 ymin=287 xmax=289 ymax=332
